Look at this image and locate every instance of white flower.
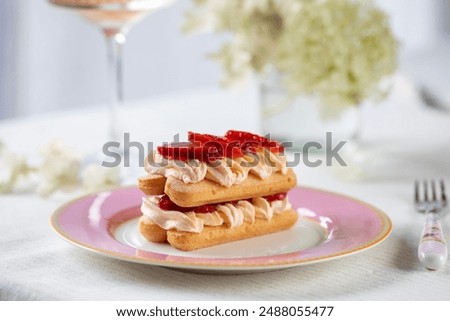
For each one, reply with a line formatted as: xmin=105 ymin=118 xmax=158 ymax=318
xmin=184 ymin=0 xmax=288 ymax=84
xmin=36 ymin=140 xmax=81 ymax=197
xmin=183 ymin=0 xmax=398 ymax=113
xmin=277 ymin=0 xmax=398 ymax=110
xmin=210 ymin=41 xmax=253 ymax=87
xmin=1 ymin=140 xmax=121 ymax=197
xmin=182 ymin=0 xmax=229 ymax=33
xmin=81 ymin=164 xmax=120 ymax=193
xmin=0 ymin=142 xmax=32 ymax=193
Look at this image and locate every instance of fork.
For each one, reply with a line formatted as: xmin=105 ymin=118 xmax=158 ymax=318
xmin=415 ymin=179 xmax=448 ymax=270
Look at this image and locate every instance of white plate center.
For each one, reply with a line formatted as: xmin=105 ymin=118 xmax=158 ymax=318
xmin=114 ymin=218 xmax=327 ymax=259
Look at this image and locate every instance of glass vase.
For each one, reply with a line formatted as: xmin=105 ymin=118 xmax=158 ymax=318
xmin=259 ymin=68 xmax=360 ymax=150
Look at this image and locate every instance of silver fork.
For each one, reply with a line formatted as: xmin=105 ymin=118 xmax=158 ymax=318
xmin=415 ymin=179 xmax=448 ymax=270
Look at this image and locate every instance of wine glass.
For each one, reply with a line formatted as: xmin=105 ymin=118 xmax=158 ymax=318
xmin=49 ymin=0 xmax=175 ymax=146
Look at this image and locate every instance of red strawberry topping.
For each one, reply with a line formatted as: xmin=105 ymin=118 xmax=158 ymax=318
xmin=188 ymin=131 xmax=244 ymax=159
xmin=188 ymin=132 xmax=228 ymax=145
xmin=157 ymin=130 xmax=283 ymax=162
xmin=157 ymin=142 xmax=193 ymax=161
xmin=264 ymin=193 xmax=287 ymax=202
xmin=225 ymin=130 xmax=284 ymax=153
xmin=158 ymin=195 xmax=217 ymax=213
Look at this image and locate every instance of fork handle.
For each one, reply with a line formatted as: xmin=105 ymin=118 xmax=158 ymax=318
xmin=418 ymin=212 xmax=448 ymax=270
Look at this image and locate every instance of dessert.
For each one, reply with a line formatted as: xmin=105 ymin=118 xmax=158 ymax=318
xmin=138 ymin=130 xmax=298 ymax=251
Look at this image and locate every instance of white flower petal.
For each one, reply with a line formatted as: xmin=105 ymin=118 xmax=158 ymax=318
xmin=0 ymin=143 xmax=32 ymax=194
xmin=36 ymin=140 xmax=81 ymax=197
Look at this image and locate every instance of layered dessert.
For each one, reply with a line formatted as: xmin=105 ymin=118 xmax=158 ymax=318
xmin=138 ymin=130 xmax=297 ymax=251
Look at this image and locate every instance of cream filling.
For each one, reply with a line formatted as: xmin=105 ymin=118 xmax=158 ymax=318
xmin=140 ymin=196 xmax=223 ymax=233
xmin=145 ymin=150 xmax=287 ymax=187
xmin=248 ymin=150 xmax=287 ymax=179
xmin=141 ymin=195 xmax=292 ymax=233
xmin=205 ymin=158 xmax=251 ymax=187
xmin=145 ymin=152 xmax=207 ymax=184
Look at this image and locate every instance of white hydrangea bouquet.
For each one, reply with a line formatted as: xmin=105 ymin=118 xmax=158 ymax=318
xmin=183 ymin=0 xmax=398 ymax=116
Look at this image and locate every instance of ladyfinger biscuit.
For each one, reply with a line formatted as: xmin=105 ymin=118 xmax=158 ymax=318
xmin=166 ymin=210 xmax=298 ymax=251
xmin=138 ymin=174 xmax=167 ymax=195
xmin=138 ymin=216 xmax=167 ymax=243
xmin=164 ymin=168 xmax=297 ymax=207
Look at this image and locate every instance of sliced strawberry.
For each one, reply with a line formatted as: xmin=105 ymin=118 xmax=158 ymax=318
xmin=193 ymin=204 xmax=217 ymax=213
xmin=225 ymin=130 xmax=266 ymax=143
xmin=157 ymin=142 xmax=193 ymax=161
xmin=159 ymin=195 xmax=192 ymax=212
xmin=188 ymin=132 xmax=228 ymax=144
xmin=229 ymin=147 xmax=244 ymax=158
xmin=223 ymin=140 xmax=244 ymax=158
xmin=226 ymin=130 xmax=284 ymax=153
xmin=239 ymin=141 xmax=259 ymax=154
xmin=264 ymin=193 xmax=287 ymax=202
xmin=193 ymin=141 xmax=224 ymax=162
xmin=226 ymin=133 xmax=260 ymax=155
xmin=158 ymin=195 xmax=178 ymax=211
xmin=189 ymin=131 xmax=244 ymax=159
xmin=157 ymin=140 xmax=226 ymax=162
xmin=188 ymin=132 xmax=225 ymax=160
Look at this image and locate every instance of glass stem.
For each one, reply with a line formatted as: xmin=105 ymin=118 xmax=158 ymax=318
xmin=104 ymin=28 xmax=126 ymax=143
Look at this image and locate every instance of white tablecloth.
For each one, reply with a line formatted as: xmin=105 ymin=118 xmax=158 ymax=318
xmin=1 ymin=76 xmax=450 ymax=300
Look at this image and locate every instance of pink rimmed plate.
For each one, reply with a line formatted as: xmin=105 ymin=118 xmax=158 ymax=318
xmin=50 ymin=186 xmax=392 ymax=273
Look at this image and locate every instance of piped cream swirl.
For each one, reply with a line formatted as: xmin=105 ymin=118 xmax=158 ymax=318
xmin=249 ymin=151 xmax=287 ymax=179
xmin=141 ymin=196 xmax=292 ymax=233
xmin=140 ymin=196 xmax=223 ymax=233
xmin=145 ymin=150 xmax=287 ymax=187
xmin=145 ymin=152 xmax=207 ymax=184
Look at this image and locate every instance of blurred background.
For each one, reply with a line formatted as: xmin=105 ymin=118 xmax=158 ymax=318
xmin=0 ymin=0 xmax=450 ymax=120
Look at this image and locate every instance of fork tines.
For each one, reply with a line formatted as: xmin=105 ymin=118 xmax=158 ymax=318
xmin=415 ymin=179 xmax=448 ymax=211
xmin=441 ymin=179 xmax=447 ymax=206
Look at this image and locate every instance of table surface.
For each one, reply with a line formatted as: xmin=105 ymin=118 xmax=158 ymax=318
xmin=1 ymin=75 xmax=450 ymax=300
